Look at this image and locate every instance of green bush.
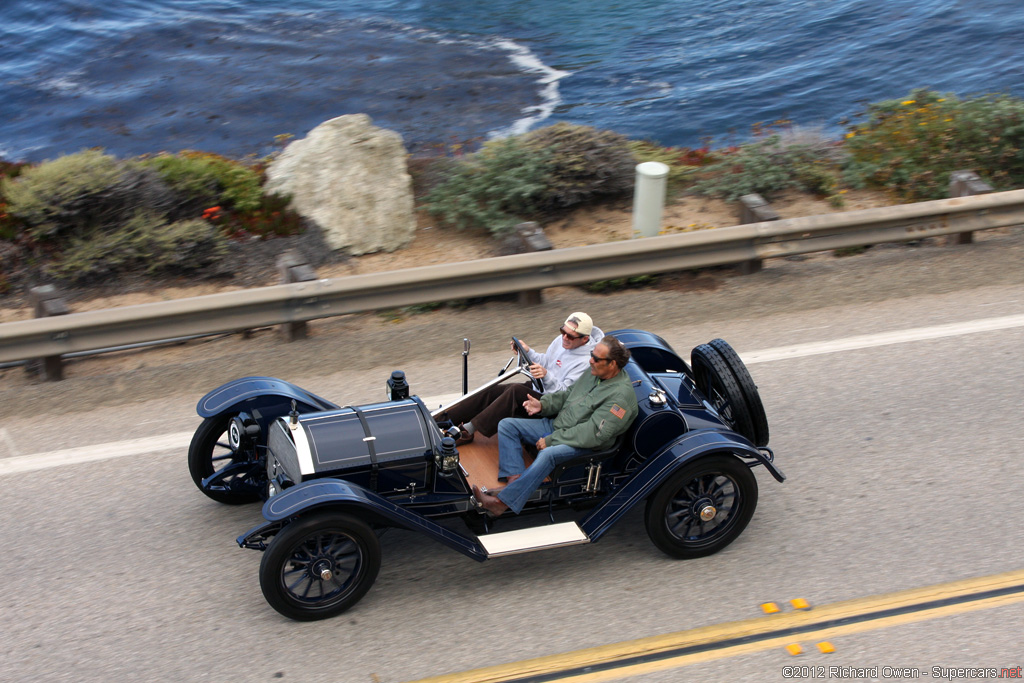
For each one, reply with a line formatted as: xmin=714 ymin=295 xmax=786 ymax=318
xmin=424 ymin=137 xmax=552 ymax=235
xmin=842 ymin=88 xmax=1024 ymax=200
xmin=49 ymin=212 xmax=227 ymax=283
xmin=2 ymin=150 xmax=176 ymax=242
xmin=519 ymin=123 xmax=636 ymax=210
xmin=424 ymin=123 xmax=638 ymax=236
xmin=139 ymin=150 xmax=263 ymax=213
xmin=692 ymin=132 xmax=843 ymax=201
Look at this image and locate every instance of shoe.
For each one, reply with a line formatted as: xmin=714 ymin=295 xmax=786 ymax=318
xmin=455 ymin=424 xmax=474 ymax=446
xmin=472 ymin=485 xmax=508 ymax=517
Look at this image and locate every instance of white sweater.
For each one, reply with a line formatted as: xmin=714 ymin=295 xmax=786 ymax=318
xmin=526 ymin=326 xmax=605 ymax=393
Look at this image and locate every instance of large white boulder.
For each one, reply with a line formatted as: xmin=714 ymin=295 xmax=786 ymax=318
xmin=264 ymin=114 xmax=416 ymax=254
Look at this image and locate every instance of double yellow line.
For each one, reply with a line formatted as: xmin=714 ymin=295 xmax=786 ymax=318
xmin=409 ymin=568 xmax=1024 ymax=683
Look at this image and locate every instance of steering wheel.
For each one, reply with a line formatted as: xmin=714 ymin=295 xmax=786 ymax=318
xmin=499 ymin=336 xmax=544 ymax=393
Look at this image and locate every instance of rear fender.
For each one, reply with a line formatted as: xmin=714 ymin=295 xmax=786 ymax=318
xmin=581 ymin=429 xmax=784 ymax=541
xmin=238 ymin=478 xmax=488 ymax=562
xmin=196 ymin=376 xmax=339 ymax=419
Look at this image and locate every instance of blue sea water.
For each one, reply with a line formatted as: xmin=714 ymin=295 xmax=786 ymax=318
xmin=1 ymin=0 xmax=1021 ymax=162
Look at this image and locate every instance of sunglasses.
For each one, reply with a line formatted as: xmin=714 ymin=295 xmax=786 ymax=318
xmin=590 ymin=351 xmax=611 ymax=363
xmin=560 ymin=326 xmax=585 ymax=340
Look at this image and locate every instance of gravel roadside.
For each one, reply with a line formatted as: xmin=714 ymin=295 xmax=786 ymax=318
xmin=2 ymin=226 xmax=1021 ymax=419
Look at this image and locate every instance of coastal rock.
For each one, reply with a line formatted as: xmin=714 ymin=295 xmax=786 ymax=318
xmin=264 ymin=114 xmax=415 ymax=254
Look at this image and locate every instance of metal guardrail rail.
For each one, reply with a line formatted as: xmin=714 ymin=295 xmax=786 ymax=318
xmin=2 ymin=189 xmax=1023 ymax=363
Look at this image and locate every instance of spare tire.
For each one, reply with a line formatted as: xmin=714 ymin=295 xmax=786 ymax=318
xmin=691 ymin=343 xmax=755 ymax=442
xmin=708 ymin=338 xmax=769 ymax=446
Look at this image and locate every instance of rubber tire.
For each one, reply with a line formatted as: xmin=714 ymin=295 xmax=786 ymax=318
xmin=691 ymin=344 xmax=756 ymax=442
xmin=260 ymin=513 xmax=382 ymax=622
xmin=708 ymin=338 xmax=769 ymax=446
xmin=644 ymin=454 xmax=758 ymax=559
xmin=187 ymin=415 xmax=262 ymax=505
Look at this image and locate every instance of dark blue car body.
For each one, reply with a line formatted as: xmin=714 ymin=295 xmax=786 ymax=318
xmin=189 ymin=329 xmax=783 ymax=621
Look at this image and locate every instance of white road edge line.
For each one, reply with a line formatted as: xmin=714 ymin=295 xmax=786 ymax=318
xmin=742 ymin=313 xmax=1024 ymax=364
xmin=3 ymin=313 xmax=1023 ymax=477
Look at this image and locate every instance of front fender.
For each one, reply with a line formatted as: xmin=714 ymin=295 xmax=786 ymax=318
xmin=196 ymin=376 xmax=339 ymax=418
xmin=581 ymin=428 xmax=784 ymax=541
xmin=240 ymin=478 xmax=488 ymax=562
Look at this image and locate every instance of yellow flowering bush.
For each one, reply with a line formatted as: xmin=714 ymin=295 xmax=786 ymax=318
xmin=842 ymin=88 xmax=1024 ymax=200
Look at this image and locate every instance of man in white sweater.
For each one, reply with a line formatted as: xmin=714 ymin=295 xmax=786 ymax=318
xmin=439 ymin=312 xmax=604 ymax=444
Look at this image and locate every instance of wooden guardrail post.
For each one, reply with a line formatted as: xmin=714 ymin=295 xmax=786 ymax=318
xmin=28 ymin=285 xmax=69 ymax=380
xmin=738 ymin=194 xmax=779 ymax=274
xmin=949 ymin=170 xmax=993 ymax=245
xmin=276 ymin=251 xmax=317 ymax=341
xmin=514 ymin=222 xmax=552 ymax=305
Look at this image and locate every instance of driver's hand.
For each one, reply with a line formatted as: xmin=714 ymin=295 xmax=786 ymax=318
xmin=528 ymin=363 xmax=547 ymax=379
xmin=536 ymin=436 xmax=547 ymax=450
xmin=517 ymin=340 xmax=532 ymax=353
xmin=523 ymin=394 xmax=542 ymax=416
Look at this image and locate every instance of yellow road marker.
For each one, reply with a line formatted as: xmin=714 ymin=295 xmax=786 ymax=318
xmin=817 ymin=642 xmax=835 ymax=654
xmin=760 ymin=602 xmax=780 ymax=614
xmin=406 ymin=568 xmax=1024 ymax=683
xmin=785 ymin=644 xmax=803 ymax=656
xmin=791 ymin=598 xmax=811 ymax=610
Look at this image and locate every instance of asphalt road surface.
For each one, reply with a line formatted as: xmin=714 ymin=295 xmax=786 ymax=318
xmin=1 ymin=229 xmax=1022 ymax=682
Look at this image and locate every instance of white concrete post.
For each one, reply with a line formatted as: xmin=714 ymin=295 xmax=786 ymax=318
xmin=632 ymin=161 xmax=670 ymax=238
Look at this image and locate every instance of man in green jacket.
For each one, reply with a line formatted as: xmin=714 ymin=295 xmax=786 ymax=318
xmin=473 ymin=336 xmax=639 ymax=516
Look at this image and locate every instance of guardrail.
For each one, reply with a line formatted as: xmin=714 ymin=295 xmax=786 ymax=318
xmin=2 ymin=189 xmax=1023 ymax=364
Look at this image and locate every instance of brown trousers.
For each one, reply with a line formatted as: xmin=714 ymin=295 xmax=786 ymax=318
xmin=437 ymin=381 xmax=541 ymax=437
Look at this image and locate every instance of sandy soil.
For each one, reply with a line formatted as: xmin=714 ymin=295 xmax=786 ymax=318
xmin=0 ymin=189 xmax=894 ymax=323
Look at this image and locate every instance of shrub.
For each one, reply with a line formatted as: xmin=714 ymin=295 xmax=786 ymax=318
xmin=842 ymin=88 xmax=1024 ymax=200
xmin=692 ymin=132 xmax=843 ymax=201
xmin=424 ymin=137 xmax=552 ymax=235
xmin=139 ymin=150 xmax=263 ymax=214
xmin=0 ymin=159 xmax=28 ymax=241
xmin=2 ymin=150 xmax=176 ymax=242
xmin=49 ymin=212 xmax=227 ymax=283
xmin=424 ymin=124 xmax=638 ymax=236
xmin=518 ymin=123 xmax=636 ymax=210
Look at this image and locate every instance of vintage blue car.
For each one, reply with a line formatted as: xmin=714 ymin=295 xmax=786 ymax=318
xmin=188 ymin=330 xmax=783 ymax=621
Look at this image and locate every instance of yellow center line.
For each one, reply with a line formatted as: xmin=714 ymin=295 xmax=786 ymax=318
xmin=406 ymin=568 xmax=1024 ymax=683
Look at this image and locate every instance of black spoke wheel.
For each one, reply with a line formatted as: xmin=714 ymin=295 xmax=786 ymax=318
xmin=259 ymin=513 xmax=381 ymax=621
xmin=691 ymin=344 xmax=756 ymax=441
xmin=708 ymin=338 xmax=769 ymax=446
xmin=187 ymin=415 xmax=264 ymax=504
xmin=645 ymin=454 xmax=758 ymax=559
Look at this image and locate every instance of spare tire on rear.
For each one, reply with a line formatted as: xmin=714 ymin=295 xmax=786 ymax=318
xmin=708 ymin=338 xmax=769 ymax=446
xmin=691 ymin=343 xmax=756 ymax=442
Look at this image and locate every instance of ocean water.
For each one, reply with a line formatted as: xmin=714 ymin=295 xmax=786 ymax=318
xmin=1 ymin=0 xmax=1021 ymax=162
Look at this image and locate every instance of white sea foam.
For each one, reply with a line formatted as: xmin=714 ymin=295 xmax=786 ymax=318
xmin=488 ymin=38 xmax=571 ymax=138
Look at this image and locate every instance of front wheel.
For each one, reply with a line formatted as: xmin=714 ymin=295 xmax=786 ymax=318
xmin=259 ymin=513 xmax=382 ymax=621
xmin=645 ymin=454 xmax=758 ymax=559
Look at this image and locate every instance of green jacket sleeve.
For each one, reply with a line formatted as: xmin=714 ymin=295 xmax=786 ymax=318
xmin=539 ymin=387 xmax=568 ymax=416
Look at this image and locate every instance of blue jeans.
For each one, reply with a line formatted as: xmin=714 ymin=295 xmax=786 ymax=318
xmin=495 ymin=417 xmax=591 ymax=514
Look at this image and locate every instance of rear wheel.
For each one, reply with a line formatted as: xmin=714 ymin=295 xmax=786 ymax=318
xmin=708 ymin=338 xmax=769 ymax=446
xmin=259 ymin=513 xmax=381 ymax=621
xmin=187 ymin=415 xmax=264 ymax=504
xmin=645 ymin=454 xmax=758 ymax=559
xmin=691 ymin=344 xmax=755 ymax=441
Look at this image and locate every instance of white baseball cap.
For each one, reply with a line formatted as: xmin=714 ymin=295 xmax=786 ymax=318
xmin=563 ymin=312 xmax=593 ymax=336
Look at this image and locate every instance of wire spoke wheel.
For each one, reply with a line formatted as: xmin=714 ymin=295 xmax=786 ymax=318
xmin=645 ymin=454 xmax=758 ymax=559
xmin=260 ymin=513 xmax=381 ymax=621
xmin=187 ymin=415 xmax=264 ymax=504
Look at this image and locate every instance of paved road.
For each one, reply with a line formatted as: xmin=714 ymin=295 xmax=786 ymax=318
xmin=1 ymin=230 xmax=1022 ymax=682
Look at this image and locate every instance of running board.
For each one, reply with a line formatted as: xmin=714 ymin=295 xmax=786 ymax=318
xmin=478 ymin=522 xmax=590 ymax=557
